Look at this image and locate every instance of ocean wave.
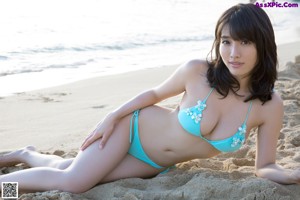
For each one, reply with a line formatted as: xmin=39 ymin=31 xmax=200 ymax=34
xmin=45 ymin=59 xmax=95 ymax=69
xmin=0 ymin=59 xmax=95 ymax=77
xmin=0 ymin=34 xmax=212 ymax=77
xmin=0 ymin=69 xmax=43 ymax=77
xmin=0 ymin=56 xmax=8 ymax=60
xmin=9 ymin=34 xmax=213 ymax=55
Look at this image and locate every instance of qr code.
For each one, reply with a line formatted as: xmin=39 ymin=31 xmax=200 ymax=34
xmin=1 ymin=182 xmax=18 ymax=199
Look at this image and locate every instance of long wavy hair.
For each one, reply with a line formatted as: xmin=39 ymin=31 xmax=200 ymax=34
xmin=206 ymin=3 xmax=277 ymax=104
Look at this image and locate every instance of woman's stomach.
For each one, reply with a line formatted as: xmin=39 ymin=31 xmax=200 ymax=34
xmin=136 ymin=105 xmax=219 ymax=167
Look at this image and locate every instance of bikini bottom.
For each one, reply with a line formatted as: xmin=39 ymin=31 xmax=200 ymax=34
xmin=128 ymin=110 xmax=173 ymax=173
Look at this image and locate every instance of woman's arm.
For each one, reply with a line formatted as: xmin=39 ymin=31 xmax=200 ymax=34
xmin=81 ymin=60 xmax=205 ymax=150
xmin=110 ymin=63 xmax=189 ymax=121
xmin=255 ymin=92 xmax=300 ymax=184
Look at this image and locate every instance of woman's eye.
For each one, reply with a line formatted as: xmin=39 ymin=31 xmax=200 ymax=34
xmin=241 ymin=40 xmax=251 ymax=45
xmin=221 ymin=40 xmax=230 ymax=44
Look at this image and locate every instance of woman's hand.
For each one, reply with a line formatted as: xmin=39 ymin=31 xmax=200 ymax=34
xmin=80 ymin=113 xmax=119 ymax=150
xmin=256 ymin=164 xmax=300 ymax=184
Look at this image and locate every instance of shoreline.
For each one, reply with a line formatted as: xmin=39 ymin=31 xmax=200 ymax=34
xmin=1 ymin=40 xmax=299 ymax=98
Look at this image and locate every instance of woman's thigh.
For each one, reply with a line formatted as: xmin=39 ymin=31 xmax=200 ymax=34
xmin=62 ymin=115 xmax=132 ymax=193
xmin=100 ymin=154 xmax=165 ymax=183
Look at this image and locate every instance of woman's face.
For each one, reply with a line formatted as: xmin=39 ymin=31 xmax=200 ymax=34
xmin=219 ymin=24 xmax=258 ymax=80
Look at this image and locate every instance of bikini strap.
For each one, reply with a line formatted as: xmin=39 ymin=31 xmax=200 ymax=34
xmin=203 ymin=88 xmax=214 ymax=102
xmin=129 ymin=110 xmax=140 ymax=143
xmin=243 ymin=101 xmax=253 ymax=124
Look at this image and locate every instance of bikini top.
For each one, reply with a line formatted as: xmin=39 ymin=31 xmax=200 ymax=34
xmin=178 ymin=88 xmax=253 ymax=153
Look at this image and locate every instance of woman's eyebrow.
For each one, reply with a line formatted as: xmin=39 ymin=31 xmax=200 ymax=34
xmin=221 ymin=35 xmax=231 ymax=39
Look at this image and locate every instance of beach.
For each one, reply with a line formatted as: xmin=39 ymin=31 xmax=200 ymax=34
xmin=1 ymin=0 xmax=299 ymax=97
xmin=1 ymin=0 xmax=300 ymax=198
xmin=1 ymin=40 xmax=300 ymax=199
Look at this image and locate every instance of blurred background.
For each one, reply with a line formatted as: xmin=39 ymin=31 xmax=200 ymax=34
xmin=0 ymin=0 xmax=299 ymax=96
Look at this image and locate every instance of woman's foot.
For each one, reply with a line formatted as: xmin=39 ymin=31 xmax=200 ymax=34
xmin=0 ymin=146 xmax=36 ymax=168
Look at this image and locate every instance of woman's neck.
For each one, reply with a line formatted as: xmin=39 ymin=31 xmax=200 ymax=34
xmin=235 ymin=76 xmax=251 ymax=96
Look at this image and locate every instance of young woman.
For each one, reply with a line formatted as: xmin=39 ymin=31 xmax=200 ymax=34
xmin=1 ymin=3 xmax=299 ymax=194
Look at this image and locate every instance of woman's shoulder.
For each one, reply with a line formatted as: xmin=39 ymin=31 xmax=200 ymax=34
xmin=256 ymin=91 xmax=284 ymax=122
xmin=260 ymin=91 xmax=283 ymax=109
xmin=179 ymin=59 xmax=209 ymax=76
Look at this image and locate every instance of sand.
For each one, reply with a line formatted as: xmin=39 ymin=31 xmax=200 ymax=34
xmin=1 ymin=41 xmax=300 ymax=199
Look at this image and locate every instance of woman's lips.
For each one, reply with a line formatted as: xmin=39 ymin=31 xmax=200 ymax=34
xmin=229 ymin=61 xmax=244 ymax=68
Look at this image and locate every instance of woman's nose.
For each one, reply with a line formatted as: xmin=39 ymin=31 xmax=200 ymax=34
xmin=230 ymin=44 xmax=241 ymax=59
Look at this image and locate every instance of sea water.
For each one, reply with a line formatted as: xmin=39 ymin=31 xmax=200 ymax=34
xmin=0 ymin=0 xmax=299 ymax=96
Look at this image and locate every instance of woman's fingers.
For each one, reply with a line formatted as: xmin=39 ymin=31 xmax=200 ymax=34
xmin=80 ymin=131 xmax=102 ymax=150
xmin=80 ymin=116 xmax=116 ymax=150
xmin=80 ymin=137 xmax=93 ymax=150
xmin=99 ymin=132 xmax=109 ymax=149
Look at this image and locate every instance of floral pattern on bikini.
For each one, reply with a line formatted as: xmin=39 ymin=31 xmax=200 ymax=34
xmin=231 ymin=124 xmax=246 ymax=148
xmin=185 ymin=100 xmax=207 ymax=124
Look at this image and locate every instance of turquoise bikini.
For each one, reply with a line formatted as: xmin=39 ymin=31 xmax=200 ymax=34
xmin=178 ymin=88 xmax=253 ymax=152
xmin=128 ymin=110 xmax=164 ymax=169
xmin=128 ymin=88 xmax=253 ymax=169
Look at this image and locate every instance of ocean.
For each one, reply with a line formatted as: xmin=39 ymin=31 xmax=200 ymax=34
xmin=0 ymin=0 xmax=299 ymax=96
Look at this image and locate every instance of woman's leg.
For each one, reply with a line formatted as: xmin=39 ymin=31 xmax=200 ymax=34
xmin=0 ymin=115 xmax=132 ymax=193
xmin=101 ymin=154 xmax=166 ymax=184
xmin=0 ymin=146 xmax=73 ymax=170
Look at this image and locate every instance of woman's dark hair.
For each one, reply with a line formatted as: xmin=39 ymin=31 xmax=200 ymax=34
xmin=206 ymin=3 xmax=277 ymax=104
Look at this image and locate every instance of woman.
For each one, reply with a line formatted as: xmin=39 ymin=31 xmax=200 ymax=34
xmin=0 ymin=3 xmax=299 ymax=194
